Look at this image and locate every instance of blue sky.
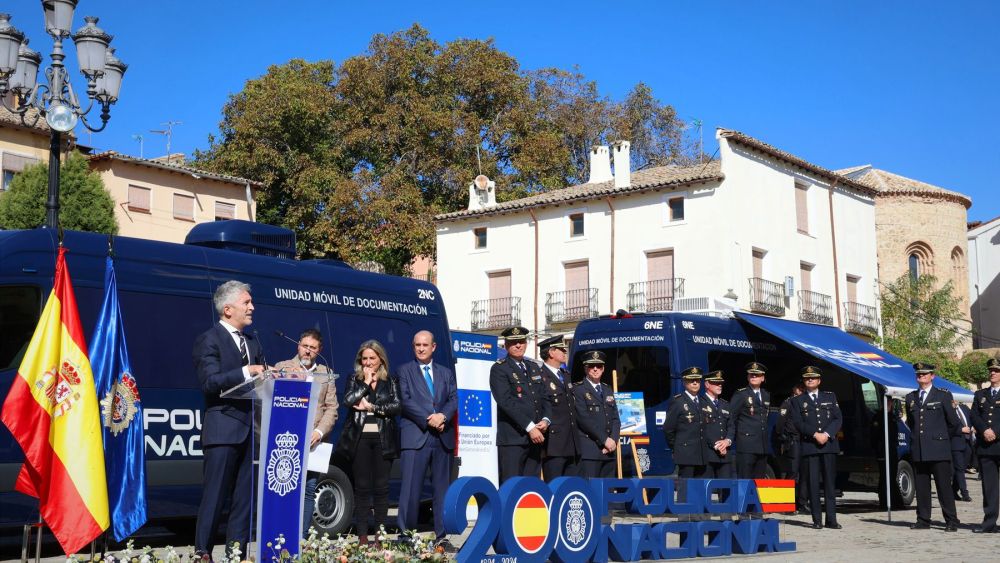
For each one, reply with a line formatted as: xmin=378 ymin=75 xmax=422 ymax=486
xmin=7 ymin=1 xmax=998 ymax=221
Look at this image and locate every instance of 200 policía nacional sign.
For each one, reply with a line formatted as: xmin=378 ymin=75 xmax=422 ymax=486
xmin=444 ymin=476 xmax=796 ymax=562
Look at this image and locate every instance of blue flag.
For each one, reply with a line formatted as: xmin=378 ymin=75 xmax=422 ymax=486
xmin=90 ymin=255 xmax=147 ymax=541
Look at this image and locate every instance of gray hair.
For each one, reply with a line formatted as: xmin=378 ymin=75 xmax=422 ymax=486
xmin=214 ymin=280 xmax=251 ymax=317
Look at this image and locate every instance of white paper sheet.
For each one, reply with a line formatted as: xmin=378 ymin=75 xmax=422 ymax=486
xmin=307 ymin=441 xmax=333 ymax=473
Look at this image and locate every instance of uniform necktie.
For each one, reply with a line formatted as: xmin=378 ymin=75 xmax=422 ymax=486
xmin=713 ymin=398 xmax=719 ymax=408
xmin=754 ymin=390 xmax=761 ymax=404
xmin=595 ymin=384 xmax=603 ymax=399
xmin=423 ymin=364 xmax=435 ymax=397
xmin=919 ymin=389 xmax=926 ymax=404
xmin=234 ymin=331 xmax=248 ymax=366
xmin=993 ymin=388 xmax=998 ymax=400
xmin=517 ymin=361 xmax=526 ymax=376
xmin=811 ymin=393 xmax=817 ymax=402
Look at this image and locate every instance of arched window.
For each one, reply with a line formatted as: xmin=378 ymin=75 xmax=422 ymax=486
xmin=908 ymin=253 xmax=920 ymax=279
xmin=904 ymin=241 xmax=934 ymax=280
xmin=951 ymin=246 xmax=966 ymax=292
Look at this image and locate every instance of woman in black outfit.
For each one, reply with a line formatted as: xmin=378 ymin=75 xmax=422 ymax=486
xmin=335 ymin=339 xmax=400 ymax=544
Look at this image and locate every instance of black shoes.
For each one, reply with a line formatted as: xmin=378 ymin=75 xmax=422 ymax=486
xmin=972 ymin=526 xmax=997 ymax=534
xmin=944 ymin=523 xmax=959 ymax=532
xmin=961 ymin=495 xmax=973 ymax=502
xmin=810 ymin=523 xmax=823 ymax=529
xmin=825 ymin=522 xmax=843 ymax=529
xmin=910 ymin=522 xmax=930 ymax=530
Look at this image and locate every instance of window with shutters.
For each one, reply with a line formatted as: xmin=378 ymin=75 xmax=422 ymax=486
xmin=173 ymin=193 xmax=195 ymax=222
xmin=128 ymin=185 xmax=151 ymax=213
xmin=214 ymin=201 xmax=236 ymax=221
xmin=1 ymin=152 xmax=40 ymax=190
xmin=795 ymin=182 xmax=809 ymax=234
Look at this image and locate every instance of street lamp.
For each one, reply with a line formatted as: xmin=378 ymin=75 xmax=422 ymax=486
xmin=0 ymin=1 xmax=127 ymax=229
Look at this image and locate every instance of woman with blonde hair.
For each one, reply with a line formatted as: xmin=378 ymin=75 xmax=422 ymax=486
xmin=335 ymin=340 xmax=400 ymax=544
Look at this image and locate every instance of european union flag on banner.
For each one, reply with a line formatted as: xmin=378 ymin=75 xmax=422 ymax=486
xmin=458 ymin=389 xmax=492 ymax=427
xmin=89 ymin=255 xmax=147 ymax=541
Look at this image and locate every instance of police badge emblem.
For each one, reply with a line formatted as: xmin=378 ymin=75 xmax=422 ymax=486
xmin=561 ymin=494 xmax=589 ymax=547
xmin=100 ymin=372 xmax=141 ymax=436
xmin=266 ymin=431 xmax=302 ymax=497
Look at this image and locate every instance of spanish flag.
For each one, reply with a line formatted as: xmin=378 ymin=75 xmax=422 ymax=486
xmin=1 ymin=247 xmax=109 ymax=554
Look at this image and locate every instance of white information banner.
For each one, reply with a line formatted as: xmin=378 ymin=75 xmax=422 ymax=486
xmin=451 ymin=331 xmax=499 ymax=520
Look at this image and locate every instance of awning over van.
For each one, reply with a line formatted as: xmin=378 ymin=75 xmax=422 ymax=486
xmin=735 ymin=312 xmax=974 ymax=402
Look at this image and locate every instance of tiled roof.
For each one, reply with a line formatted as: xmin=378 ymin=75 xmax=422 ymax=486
xmin=0 ymin=106 xmax=51 ymax=132
xmin=88 ymin=151 xmax=262 ymax=187
xmin=434 ymin=160 xmax=723 ymax=221
xmin=717 ymin=128 xmax=878 ymax=197
xmin=835 ymin=165 xmax=972 ymax=209
xmin=967 ymin=214 xmax=1000 ymax=231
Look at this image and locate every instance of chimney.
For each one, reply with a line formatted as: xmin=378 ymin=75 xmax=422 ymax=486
xmin=467 ymin=174 xmax=497 ymax=211
xmin=613 ymin=141 xmax=631 ymax=188
xmin=588 ymin=146 xmax=613 ymax=184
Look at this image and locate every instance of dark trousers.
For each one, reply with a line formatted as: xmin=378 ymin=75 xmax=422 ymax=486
xmin=398 ymin=435 xmax=452 ymax=540
xmin=914 ymin=459 xmax=959 ymax=526
xmin=498 ymin=444 xmax=543 ymax=482
xmin=952 ymin=445 xmax=971 ymax=496
xmin=783 ymin=442 xmax=808 ymax=509
xmin=702 ymin=461 xmax=734 ymax=479
xmin=676 ymin=464 xmax=704 ymax=502
xmin=542 ymin=455 xmax=578 ymax=482
xmin=804 ymin=454 xmax=838 ymax=525
xmin=196 ymin=439 xmax=254 ymax=556
xmin=736 ymin=452 xmax=768 ymax=478
xmin=352 ymin=433 xmax=391 ymax=537
xmin=579 ymin=458 xmax=616 ymax=478
xmin=980 ymin=455 xmax=999 ymax=530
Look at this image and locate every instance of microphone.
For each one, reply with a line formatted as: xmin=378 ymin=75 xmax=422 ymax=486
xmin=252 ymin=329 xmax=271 ymax=370
xmin=274 ymin=330 xmax=338 ymax=381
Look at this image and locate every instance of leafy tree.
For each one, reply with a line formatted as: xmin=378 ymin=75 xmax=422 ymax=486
xmin=196 ymin=24 xmax=698 ymax=271
xmin=0 ymin=153 xmax=117 ymax=234
xmin=879 ymin=274 xmax=969 ymax=384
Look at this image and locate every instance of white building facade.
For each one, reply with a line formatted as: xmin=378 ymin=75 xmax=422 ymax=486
xmin=968 ymin=216 xmax=1000 ymax=349
xmin=435 ymin=129 xmax=882 ymax=350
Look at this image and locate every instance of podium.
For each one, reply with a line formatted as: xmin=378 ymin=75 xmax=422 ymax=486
xmin=221 ymin=370 xmax=334 ymax=561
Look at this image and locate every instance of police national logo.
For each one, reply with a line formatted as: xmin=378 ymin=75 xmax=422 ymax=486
xmin=266 ymin=431 xmax=302 ymax=497
xmin=100 ymin=372 xmax=141 ymax=436
xmin=558 ymin=491 xmax=593 ymax=551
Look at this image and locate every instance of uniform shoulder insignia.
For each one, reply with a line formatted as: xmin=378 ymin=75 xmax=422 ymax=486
xmin=673 ymin=393 xmax=683 ymax=399
xmin=737 ymin=387 xmax=747 ymax=392
xmin=496 ymin=358 xmax=505 ymax=364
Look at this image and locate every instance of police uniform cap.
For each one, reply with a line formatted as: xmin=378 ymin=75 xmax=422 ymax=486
xmin=912 ymin=362 xmax=935 ymax=374
xmin=501 ymin=326 xmax=529 ymax=342
xmin=745 ymin=361 xmax=767 ymax=374
xmin=582 ymin=350 xmax=606 ymax=365
xmin=680 ymin=366 xmax=704 ymax=380
xmin=987 ymin=358 xmax=1000 ymax=371
xmin=538 ymin=334 xmax=568 ymax=352
xmin=800 ymin=365 xmax=823 ymax=379
xmin=705 ymin=370 xmax=725 ymax=384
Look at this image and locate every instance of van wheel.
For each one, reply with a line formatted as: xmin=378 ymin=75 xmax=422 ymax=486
xmin=311 ymin=466 xmax=353 ymax=536
xmin=894 ymin=460 xmax=915 ymax=508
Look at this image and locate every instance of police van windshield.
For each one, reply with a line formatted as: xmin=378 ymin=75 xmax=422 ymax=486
xmin=570 ymin=346 xmax=672 ymax=407
xmin=0 ymin=286 xmax=41 ymax=372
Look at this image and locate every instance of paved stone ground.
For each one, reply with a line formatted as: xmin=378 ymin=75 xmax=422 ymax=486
xmin=4 ymin=471 xmax=996 ymax=562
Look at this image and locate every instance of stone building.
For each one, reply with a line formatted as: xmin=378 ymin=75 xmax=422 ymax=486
xmin=839 ymin=165 xmax=973 ymax=351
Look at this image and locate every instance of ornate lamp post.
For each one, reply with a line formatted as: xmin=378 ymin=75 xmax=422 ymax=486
xmin=0 ymin=1 xmax=126 ymax=229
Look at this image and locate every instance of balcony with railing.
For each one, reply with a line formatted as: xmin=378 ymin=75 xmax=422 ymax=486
xmin=748 ymin=277 xmax=786 ymax=316
xmin=471 ymin=297 xmax=521 ymax=331
xmin=545 ymin=288 xmax=598 ymax=325
xmin=844 ymin=302 xmax=879 ymax=336
xmin=797 ymin=290 xmax=833 ymax=325
xmin=627 ymin=278 xmax=685 ymax=312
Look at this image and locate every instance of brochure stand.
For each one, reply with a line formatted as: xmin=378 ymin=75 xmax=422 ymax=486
xmin=220 ymin=370 xmax=333 ymax=561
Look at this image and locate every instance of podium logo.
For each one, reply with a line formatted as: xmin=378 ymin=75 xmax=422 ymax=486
xmin=266 ymin=431 xmax=302 ymax=497
xmin=274 ymin=395 xmax=308 ymax=408
xmin=559 ymin=493 xmax=592 ymax=550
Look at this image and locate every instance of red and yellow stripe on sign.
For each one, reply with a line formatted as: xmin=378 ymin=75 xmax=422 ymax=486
xmin=0 ymin=247 xmax=109 ymax=555
xmin=631 ymin=436 xmax=650 ymax=446
xmin=754 ymin=479 xmax=796 ymax=513
xmin=512 ymin=492 xmax=549 ymax=553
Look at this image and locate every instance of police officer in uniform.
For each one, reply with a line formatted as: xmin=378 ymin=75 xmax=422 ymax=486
xmin=490 ymin=326 xmax=552 ymax=482
xmin=701 ymin=371 xmax=734 ymax=479
xmin=777 ymin=383 xmax=807 ymax=512
xmin=970 ymin=358 xmax=1000 ymax=533
xmin=538 ymin=334 xmax=580 ymax=480
xmin=728 ymin=362 xmax=771 ymax=478
xmin=905 ymin=362 xmax=961 ymax=531
xmin=663 ymin=367 xmax=706 ymax=478
xmin=573 ymin=351 xmax=621 ymax=478
xmin=790 ymin=366 xmax=842 ymax=529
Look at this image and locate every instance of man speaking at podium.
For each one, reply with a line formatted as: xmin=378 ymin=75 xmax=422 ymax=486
xmin=193 ymin=280 xmax=266 ymax=559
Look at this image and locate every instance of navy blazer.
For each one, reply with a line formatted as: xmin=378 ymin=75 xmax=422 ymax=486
xmin=790 ymin=390 xmax=842 ymax=456
xmin=193 ymin=322 xmax=263 ymax=447
xmin=398 ymin=360 xmax=458 ymax=451
xmin=905 ymin=386 xmax=961 ymax=462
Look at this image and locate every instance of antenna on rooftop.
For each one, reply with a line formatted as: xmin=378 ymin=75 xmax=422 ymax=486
xmin=131 ymin=134 xmax=143 ymax=158
xmin=690 ymin=118 xmax=704 ymax=163
xmin=149 ymin=121 xmax=183 ymax=163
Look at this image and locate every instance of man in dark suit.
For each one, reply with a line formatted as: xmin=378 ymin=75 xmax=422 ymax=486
xmin=490 ymin=326 xmax=551 ymax=482
xmin=663 ymin=367 xmax=706 ymax=478
xmin=701 ymin=371 xmax=734 ymax=479
xmin=790 ymin=366 xmax=842 ymax=530
xmin=193 ymin=280 xmax=266 ymax=559
xmin=970 ymin=358 xmax=1000 ymax=534
xmin=397 ymin=330 xmax=457 ymax=549
xmin=727 ymin=362 xmax=771 ymax=478
xmin=950 ymin=399 xmax=974 ymax=502
xmin=905 ymin=362 xmax=961 ymax=532
xmin=573 ymin=351 xmax=621 ymax=479
xmin=538 ymin=335 xmax=580 ymax=481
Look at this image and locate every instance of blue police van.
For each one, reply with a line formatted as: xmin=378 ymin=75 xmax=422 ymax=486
xmin=569 ymin=310 xmax=975 ymax=509
xmin=0 ymin=221 xmax=454 ymax=536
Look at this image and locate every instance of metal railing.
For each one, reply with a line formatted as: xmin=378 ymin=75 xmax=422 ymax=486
xmin=748 ymin=277 xmax=786 ymax=316
xmin=470 ymin=297 xmax=521 ymax=331
xmin=844 ymin=302 xmax=879 ymax=336
xmin=627 ymin=278 xmax=685 ymax=312
xmin=798 ymin=290 xmax=833 ymax=325
xmin=545 ymin=288 xmax=598 ymax=325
